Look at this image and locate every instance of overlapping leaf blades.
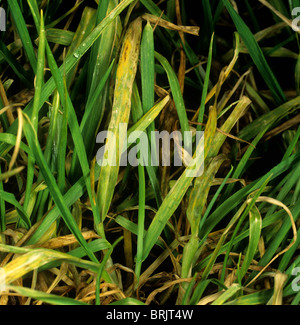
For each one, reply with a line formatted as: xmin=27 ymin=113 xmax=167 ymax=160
xmin=0 ymin=0 xmax=299 ymax=306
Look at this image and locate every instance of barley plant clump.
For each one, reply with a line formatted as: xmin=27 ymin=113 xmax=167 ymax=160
xmin=0 ymin=0 xmax=300 ymax=306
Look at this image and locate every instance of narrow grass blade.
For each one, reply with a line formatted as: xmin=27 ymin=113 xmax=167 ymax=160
xmin=134 ymin=158 xmax=146 ymax=282
xmin=65 ymin=6 xmax=97 ymax=87
xmin=96 ymin=18 xmax=142 ymax=223
xmin=141 ymin=21 xmax=156 ymax=160
xmin=139 ymin=0 xmax=168 ymax=19
xmin=141 ymin=22 xmax=154 ymax=115
xmin=56 ymin=82 xmax=68 ymax=194
xmin=130 ymin=82 xmax=147 ymax=283
xmin=26 ymin=0 xmax=40 ymax=28
xmin=7 ymin=0 xmax=37 ymax=73
xmin=197 ymin=33 xmax=214 ymax=130
xmin=46 ymin=29 xmax=74 ymax=46
xmin=7 ymin=286 xmax=88 ymax=305
xmin=80 ymin=60 xmax=115 ymax=133
xmin=0 ymin=166 xmax=24 ymax=182
xmin=155 ymin=51 xmax=192 ymax=152
xmin=85 ymin=0 xmax=114 ymax=95
xmin=130 ymin=83 xmax=163 ymax=206
xmin=31 ymin=12 xmax=45 ymax=131
xmin=211 ymin=284 xmax=241 ymax=305
xmin=0 ymin=134 xmax=30 ymax=155
xmin=23 ymin=10 xmax=46 ymax=217
xmin=44 ymin=2 xmax=84 ymax=29
xmin=239 ymin=204 xmax=262 ymax=279
xmin=127 ymin=95 xmax=170 ymax=146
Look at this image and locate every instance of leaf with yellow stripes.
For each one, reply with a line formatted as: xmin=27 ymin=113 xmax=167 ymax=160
xmin=96 ymin=18 xmax=142 ymax=224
